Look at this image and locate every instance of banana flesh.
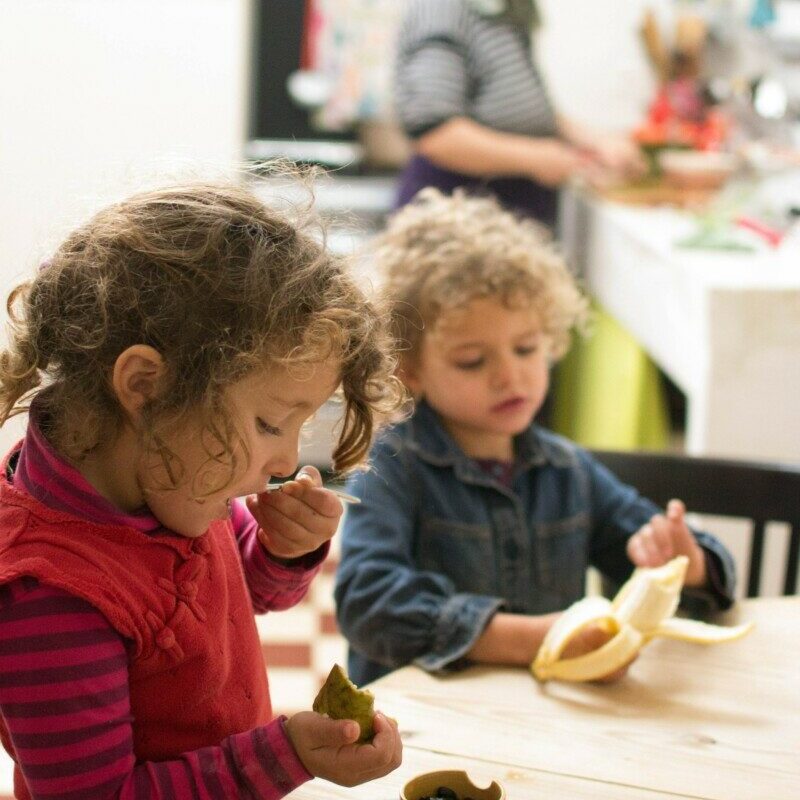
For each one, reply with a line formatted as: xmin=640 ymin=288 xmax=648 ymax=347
xmin=532 ymin=556 xmax=754 ymax=682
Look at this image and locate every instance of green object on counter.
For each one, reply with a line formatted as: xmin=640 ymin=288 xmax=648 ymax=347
xmin=677 ymin=225 xmax=756 ymax=252
xmin=551 ymin=302 xmax=669 ymax=451
xmin=676 ymin=181 xmax=758 ymax=252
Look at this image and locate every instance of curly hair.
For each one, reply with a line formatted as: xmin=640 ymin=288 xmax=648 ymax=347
xmin=0 ymin=180 xmax=404 ymax=488
xmin=373 ymin=188 xmax=588 ymax=365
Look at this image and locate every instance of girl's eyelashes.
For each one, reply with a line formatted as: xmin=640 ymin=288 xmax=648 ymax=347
xmin=516 ymin=343 xmax=539 ymax=355
xmin=255 ymin=417 xmax=282 ymax=436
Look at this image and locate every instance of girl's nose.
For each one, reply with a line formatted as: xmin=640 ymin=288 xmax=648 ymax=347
xmin=264 ymin=440 xmax=299 ymax=480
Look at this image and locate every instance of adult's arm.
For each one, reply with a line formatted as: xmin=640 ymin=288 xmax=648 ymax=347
xmin=417 ymin=116 xmax=588 ymax=186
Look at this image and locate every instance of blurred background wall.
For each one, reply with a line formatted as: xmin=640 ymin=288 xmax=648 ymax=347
xmin=0 ymin=0 xmax=250 ymax=450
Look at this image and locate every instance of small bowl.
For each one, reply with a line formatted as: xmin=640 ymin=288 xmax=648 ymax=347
xmin=401 ymin=770 xmax=505 ymax=800
xmin=658 ymin=149 xmax=739 ymax=190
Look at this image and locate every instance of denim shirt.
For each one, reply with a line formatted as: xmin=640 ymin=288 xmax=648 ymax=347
xmin=335 ymin=401 xmax=737 ymax=686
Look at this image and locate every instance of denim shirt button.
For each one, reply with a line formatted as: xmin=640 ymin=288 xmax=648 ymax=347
xmin=504 ymin=540 xmax=519 ymax=559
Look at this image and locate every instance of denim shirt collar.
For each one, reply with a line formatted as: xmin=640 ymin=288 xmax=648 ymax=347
xmin=405 ymin=400 xmax=575 ymax=487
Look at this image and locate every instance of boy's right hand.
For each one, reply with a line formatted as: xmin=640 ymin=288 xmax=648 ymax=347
xmin=285 ymin=711 xmax=402 ymax=787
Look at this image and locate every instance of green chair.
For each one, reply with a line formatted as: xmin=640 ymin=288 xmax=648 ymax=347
xmin=551 ymin=302 xmax=669 ymax=451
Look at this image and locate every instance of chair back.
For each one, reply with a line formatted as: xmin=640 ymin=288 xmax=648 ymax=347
xmin=591 ymin=450 xmax=800 ymax=596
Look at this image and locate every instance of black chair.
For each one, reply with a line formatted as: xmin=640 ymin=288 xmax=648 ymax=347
xmin=591 ymin=449 xmax=800 ymax=597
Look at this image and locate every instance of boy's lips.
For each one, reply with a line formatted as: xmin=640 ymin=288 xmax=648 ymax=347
xmin=490 ymin=396 xmax=529 ymax=413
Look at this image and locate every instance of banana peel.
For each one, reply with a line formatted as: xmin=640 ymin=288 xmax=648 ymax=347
xmin=532 ymin=556 xmax=754 ymax=682
xmin=313 ymin=664 xmax=375 ymax=742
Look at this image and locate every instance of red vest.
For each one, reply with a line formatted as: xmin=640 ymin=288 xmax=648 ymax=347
xmin=0 ymin=471 xmax=271 ymax=797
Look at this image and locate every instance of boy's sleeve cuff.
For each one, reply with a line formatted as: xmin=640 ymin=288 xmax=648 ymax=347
xmin=684 ymin=532 xmax=737 ymax=612
xmin=414 ymin=593 xmax=505 ymax=673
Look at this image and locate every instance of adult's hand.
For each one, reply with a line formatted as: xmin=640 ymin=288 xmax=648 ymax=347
xmin=523 ymin=138 xmax=594 ymax=187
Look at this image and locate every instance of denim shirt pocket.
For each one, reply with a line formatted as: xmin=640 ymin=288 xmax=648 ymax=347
xmin=417 ymin=517 xmax=496 ymax=596
xmin=534 ymin=511 xmax=590 ymax=601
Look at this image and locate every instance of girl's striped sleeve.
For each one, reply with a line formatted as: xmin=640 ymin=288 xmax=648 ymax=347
xmin=0 ymin=578 xmax=310 ymax=799
xmin=230 ymin=499 xmax=328 ymax=613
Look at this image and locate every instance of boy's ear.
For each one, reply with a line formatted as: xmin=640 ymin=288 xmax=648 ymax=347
xmin=112 ymin=345 xmax=166 ymax=417
xmin=397 ymin=355 xmax=423 ymax=397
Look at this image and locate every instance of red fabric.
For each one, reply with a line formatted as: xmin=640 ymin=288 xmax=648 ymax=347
xmin=0 ymin=465 xmax=271 ymax=788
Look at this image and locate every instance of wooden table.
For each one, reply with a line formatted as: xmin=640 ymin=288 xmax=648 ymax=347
xmin=293 ymin=598 xmax=800 ymax=800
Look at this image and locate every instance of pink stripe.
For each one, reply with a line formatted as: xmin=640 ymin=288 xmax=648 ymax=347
xmin=23 ymin=457 xmax=151 ymax=530
xmin=22 ymin=458 xmax=99 ymax=517
xmin=5 ymin=696 xmax=130 ymax=734
xmin=0 ymin=665 xmax=125 ymax=694
xmin=0 ymin=611 xmax=107 ymax=641
xmin=234 ymin=728 xmax=275 ymax=797
xmin=16 ymin=722 xmax=130 ymax=765
xmin=209 ymin=745 xmax=241 ymax=798
xmin=0 ymin=663 xmax=127 ymax=703
xmin=265 ymin=720 xmax=312 ymax=787
xmin=0 ymin=634 xmax=122 ymax=668
xmin=16 ymin=421 xmax=159 ymax=531
xmin=30 ymin=751 xmax=132 ymax=793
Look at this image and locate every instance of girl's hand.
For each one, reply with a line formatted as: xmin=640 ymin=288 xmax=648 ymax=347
xmin=285 ymin=711 xmax=402 ymax=787
xmin=626 ymin=499 xmax=707 ymax=587
xmin=246 ymin=466 xmax=343 ymax=560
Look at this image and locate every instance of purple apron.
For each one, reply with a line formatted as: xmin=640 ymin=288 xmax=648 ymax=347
xmin=396 ymin=154 xmax=557 ymax=224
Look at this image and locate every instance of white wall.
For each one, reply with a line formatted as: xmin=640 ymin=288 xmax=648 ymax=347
xmin=536 ymin=0 xmax=670 ymax=132
xmin=0 ymin=0 xmax=250 ymax=452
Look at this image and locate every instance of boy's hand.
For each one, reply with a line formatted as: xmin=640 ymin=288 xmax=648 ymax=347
xmin=246 ymin=466 xmax=344 ymax=560
xmin=285 ymin=711 xmax=402 ymax=786
xmin=561 ymin=623 xmax=636 ymax=682
xmin=626 ymin=499 xmax=707 ymax=587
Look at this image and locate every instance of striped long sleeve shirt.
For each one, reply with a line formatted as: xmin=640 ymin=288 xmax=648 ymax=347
xmin=394 ymin=0 xmax=557 ymax=138
xmin=0 ymin=422 xmax=322 ymax=799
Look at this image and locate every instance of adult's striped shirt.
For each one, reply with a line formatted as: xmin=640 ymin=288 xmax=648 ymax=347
xmin=394 ymin=0 xmax=558 ymax=139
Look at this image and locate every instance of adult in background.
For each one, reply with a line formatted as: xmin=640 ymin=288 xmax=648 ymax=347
xmin=394 ymin=0 xmax=644 ymax=223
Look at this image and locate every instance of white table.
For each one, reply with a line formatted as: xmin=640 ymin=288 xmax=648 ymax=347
xmin=560 ymin=173 xmax=800 ymax=463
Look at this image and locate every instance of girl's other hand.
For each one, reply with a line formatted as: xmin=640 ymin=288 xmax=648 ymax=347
xmin=246 ymin=466 xmax=344 ymax=560
xmin=626 ymin=499 xmax=707 ymax=587
xmin=285 ymin=711 xmax=402 ymax=786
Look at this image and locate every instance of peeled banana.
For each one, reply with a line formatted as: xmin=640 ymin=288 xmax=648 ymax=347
xmin=532 ymin=556 xmax=753 ymax=682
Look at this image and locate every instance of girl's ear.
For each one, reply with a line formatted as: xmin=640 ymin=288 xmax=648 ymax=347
xmin=112 ymin=345 xmax=166 ymax=418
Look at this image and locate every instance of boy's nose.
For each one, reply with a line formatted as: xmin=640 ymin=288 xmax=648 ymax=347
xmin=492 ymin=356 xmax=516 ymax=388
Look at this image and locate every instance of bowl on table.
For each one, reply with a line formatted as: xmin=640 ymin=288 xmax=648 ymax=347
xmin=658 ymin=149 xmax=740 ymax=190
xmin=401 ymin=770 xmax=505 ymax=800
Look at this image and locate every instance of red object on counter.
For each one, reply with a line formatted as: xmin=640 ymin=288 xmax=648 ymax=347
xmin=735 ymin=216 xmax=786 ymax=248
xmin=633 ymin=86 xmax=730 ymax=152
